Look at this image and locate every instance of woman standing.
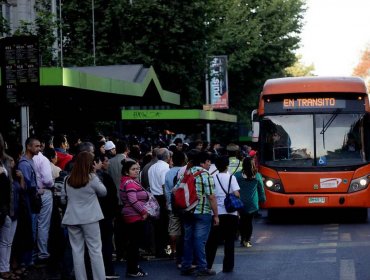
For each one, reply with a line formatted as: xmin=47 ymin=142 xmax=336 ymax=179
xmin=120 ymin=159 xmax=149 ymax=278
xmin=0 ymin=133 xmax=20 ymax=280
xmin=234 ymin=157 xmax=266 ymax=248
xmin=61 ymin=151 xmax=107 ymax=280
xmin=206 ymin=155 xmax=240 ymax=273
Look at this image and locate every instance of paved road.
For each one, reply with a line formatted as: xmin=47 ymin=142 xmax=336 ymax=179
xmin=27 ymin=208 xmax=370 ymax=280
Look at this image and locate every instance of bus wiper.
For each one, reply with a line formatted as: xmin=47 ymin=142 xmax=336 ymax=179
xmin=320 ymin=111 xmax=340 ymax=149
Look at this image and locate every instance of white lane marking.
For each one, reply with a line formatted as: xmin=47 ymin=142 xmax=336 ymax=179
xmin=340 ymin=233 xmax=352 ymax=242
xmin=317 ymin=249 xmax=336 ymax=254
xmin=305 ymin=256 xmax=337 ymax=263
xmin=255 ymin=236 xmax=270 ymax=244
xmin=212 ymin=263 xmax=223 ymax=274
xmin=340 ymin=259 xmax=356 ymax=280
xmin=320 ymin=235 xmax=339 ymax=241
xmin=322 ymin=231 xmax=339 ymax=236
xmin=318 ymin=242 xmax=337 ymax=247
xmin=324 ymin=225 xmax=339 ymax=230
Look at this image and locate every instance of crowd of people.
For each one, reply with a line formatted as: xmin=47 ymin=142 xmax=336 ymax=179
xmin=0 ymin=131 xmax=266 ymax=279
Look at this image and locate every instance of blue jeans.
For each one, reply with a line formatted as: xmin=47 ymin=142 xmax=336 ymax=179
xmin=0 ymin=216 xmax=18 ymax=272
xmin=181 ymin=214 xmax=212 ymax=272
xmin=31 ymin=189 xmax=53 ymax=259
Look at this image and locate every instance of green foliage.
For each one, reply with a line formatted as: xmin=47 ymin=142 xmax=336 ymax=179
xmin=12 ymin=0 xmax=58 ymax=66
xmin=0 ymin=15 xmax=10 ymax=36
xmin=285 ymin=54 xmax=315 ymax=77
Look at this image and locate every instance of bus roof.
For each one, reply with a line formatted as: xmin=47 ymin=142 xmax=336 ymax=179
xmin=262 ymin=76 xmax=368 ymax=95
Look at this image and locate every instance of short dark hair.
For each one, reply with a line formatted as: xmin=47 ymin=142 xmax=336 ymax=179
xmin=174 ymin=138 xmax=183 ymax=145
xmin=53 ymin=134 xmax=67 ymax=148
xmin=186 ymin=149 xmax=201 ymax=166
xmin=199 ymin=151 xmax=211 ymax=164
xmin=172 ymin=151 xmax=186 ymax=167
xmin=43 ymin=147 xmax=56 ymax=161
xmin=215 ymin=156 xmax=229 ymax=172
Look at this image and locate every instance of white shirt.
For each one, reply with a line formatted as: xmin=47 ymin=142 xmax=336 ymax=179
xmin=33 ymin=152 xmax=54 ymax=189
xmin=213 ymin=172 xmax=240 ymax=216
xmin=148 ymin=160 xmax=169 ymax=195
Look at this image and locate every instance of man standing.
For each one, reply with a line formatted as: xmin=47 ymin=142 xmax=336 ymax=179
xmin=148 ymin=148 xmax=172 ymax=258
xmin=140 ymin=148 xmax=159 ymax=190
xmin=32 ymin=136 xmax=54 ymax=265
xmin=180 ymin=149 xmax=219 ymax=277
xmin=108 ymin=140 xmax=129 ymax=262
xmin=17 ymin=137 xmax=42 ymax=266
xmin=108 ymin=140 xmax=130 ymax=197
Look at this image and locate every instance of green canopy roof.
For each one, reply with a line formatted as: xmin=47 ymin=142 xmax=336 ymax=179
xmin=1 ymin=65 xmax=180 ymax=105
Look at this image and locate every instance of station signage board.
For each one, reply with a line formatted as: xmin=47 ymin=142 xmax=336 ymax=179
xmin=0 ymin=36 xmax=40 ymax=103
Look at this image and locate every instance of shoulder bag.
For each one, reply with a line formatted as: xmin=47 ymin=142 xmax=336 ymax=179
xmin=122 ymin=179 xmax=160 ymax=219
xmin=216 ymin=174 xmax=244 ymax=213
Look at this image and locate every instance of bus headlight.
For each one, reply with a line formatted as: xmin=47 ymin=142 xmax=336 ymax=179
xmin=263 ymin=177 xmax=284 ymax=193
xmin=348 ymin=175 xmax=370 ymax=193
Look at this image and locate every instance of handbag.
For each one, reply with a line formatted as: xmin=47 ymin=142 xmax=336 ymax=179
xmin=143 ymin=191 xmax=160 ymax=219
xmin=216 ymin=174 xmax=244 ymax=213
xmin=122 ymin=179 xmax=160 ymax=219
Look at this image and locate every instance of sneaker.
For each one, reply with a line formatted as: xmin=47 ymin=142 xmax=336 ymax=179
xmin=243 ymin=241 xmax=252 ymax=248
xmin=196 ymin=269 xmax=216 ymax=276
xmin=126 ymin=270 xmax=148 ymax=278
xmin=106 ymin=274 xmax=120 ymax=279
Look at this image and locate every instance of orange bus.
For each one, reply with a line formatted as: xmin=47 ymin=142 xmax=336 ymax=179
xmin=252 ymin=76 xmax=370 ymax=220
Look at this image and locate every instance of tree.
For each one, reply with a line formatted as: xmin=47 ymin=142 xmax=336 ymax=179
xmin=353 ymin=47 xmax=370 ymax=89
xmin=0 ymin=15 xmax=10 ymax=36
xmin=207 ymin=0 xmax=306 ymax=125
xmin=285 ymin=54 xmax=315 ymax=77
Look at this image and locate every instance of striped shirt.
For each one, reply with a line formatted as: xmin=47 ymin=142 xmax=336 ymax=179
xmin=119 ymin=176 xmax=148 ymax=223
xmin=190 ymin=166 xmax=215 ymax=215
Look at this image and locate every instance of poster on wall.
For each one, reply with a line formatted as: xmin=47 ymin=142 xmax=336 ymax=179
xmin=209 ymin=55 xmax=229 ymax=109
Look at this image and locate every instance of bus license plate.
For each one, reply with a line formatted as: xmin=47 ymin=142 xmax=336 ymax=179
xmin=308 ymin=197 xmax=326 ymax=204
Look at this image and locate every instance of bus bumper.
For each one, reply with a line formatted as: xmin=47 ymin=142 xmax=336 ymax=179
xmin=261 ymin=190 xmax=370 ymax=208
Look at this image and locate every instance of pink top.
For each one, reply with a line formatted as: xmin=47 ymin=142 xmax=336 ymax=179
xmin=119 ymin=176 xmax=148 ymax=223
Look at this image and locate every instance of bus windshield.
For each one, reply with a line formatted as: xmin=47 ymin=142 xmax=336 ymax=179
xmin=261 ymin=113 xmax=369 ymax=168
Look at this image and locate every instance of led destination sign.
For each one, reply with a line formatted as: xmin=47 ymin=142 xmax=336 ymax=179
xmin=283 ymin=98 xmax=346 ymax=109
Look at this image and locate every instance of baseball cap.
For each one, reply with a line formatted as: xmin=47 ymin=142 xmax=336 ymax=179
xmin=104 ymin=140 xmax=116 ymax=151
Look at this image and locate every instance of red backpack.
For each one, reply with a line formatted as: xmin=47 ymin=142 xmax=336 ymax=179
xmin=172 ymin=169 xmax=204 ymax=212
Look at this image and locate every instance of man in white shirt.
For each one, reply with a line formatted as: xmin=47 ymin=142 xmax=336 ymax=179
xmin=148 ymin=148 xmax=172 ymax=258
xmin=32 ymin=137 xmax=54 ymax=264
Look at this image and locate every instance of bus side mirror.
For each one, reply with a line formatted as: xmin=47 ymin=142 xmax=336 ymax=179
xmin=251 ymin=109 xmax=259 ymax=143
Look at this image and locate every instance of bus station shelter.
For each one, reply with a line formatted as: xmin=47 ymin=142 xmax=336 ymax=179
xmin=0 ymin=64 xmax=237 ymax=141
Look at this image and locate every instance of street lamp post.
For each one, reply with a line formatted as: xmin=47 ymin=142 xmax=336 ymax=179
xmin=92 ymin=0 xmax=96 ymax=66
xmin=59 ymin=0 xmax=63 ymax=67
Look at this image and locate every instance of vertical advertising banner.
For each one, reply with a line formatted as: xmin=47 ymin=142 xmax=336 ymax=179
xmin=209 ymin=55 xmax=229 ymax=109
